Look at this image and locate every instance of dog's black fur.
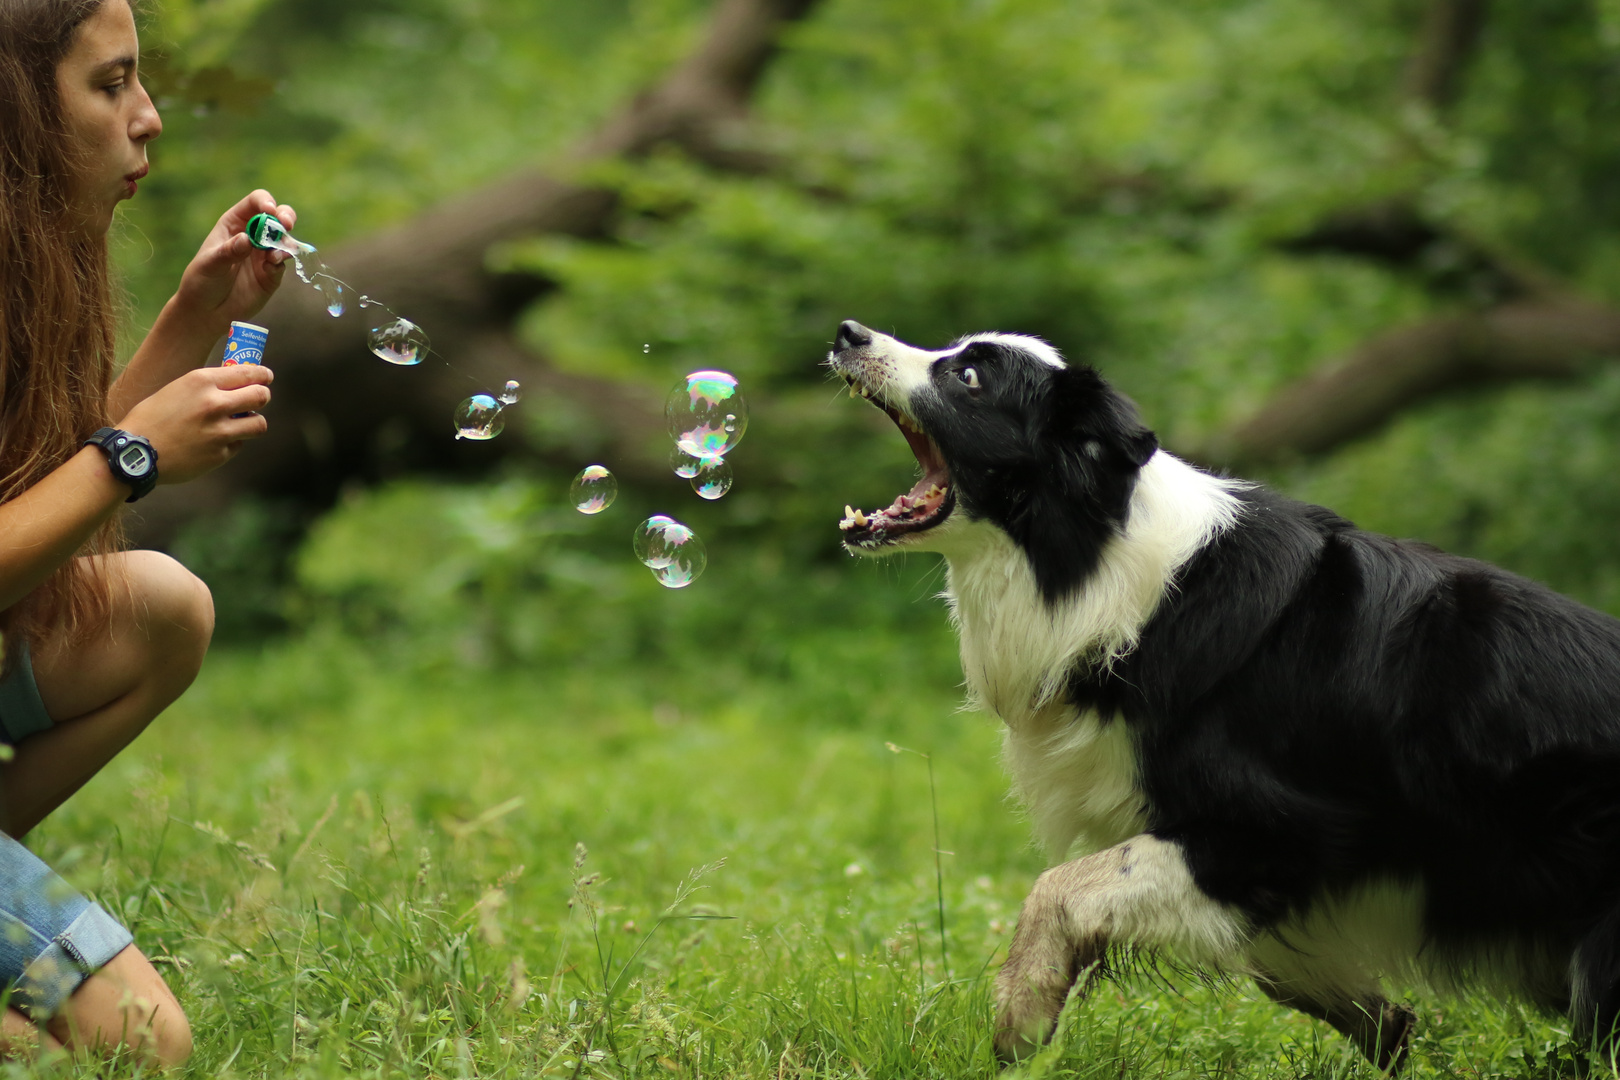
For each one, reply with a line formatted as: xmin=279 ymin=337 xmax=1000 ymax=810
xmin=829 ymin=321 xmax=1620 ymax=1061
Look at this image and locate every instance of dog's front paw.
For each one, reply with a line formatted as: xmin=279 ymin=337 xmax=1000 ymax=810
xmin=993 ymin=878 xmax=1099 ymax=1066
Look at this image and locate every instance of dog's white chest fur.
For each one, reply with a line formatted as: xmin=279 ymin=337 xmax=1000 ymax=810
xmin=939 ymin=453 xmax=1242 ymax=860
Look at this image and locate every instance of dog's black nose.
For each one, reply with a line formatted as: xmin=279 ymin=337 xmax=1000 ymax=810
xmin=836 ymin=320 xmax=874 ymax=351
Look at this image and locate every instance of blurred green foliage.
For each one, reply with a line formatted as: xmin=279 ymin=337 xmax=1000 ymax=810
xmin=120 ymin=0 xmax=1620 ymax=639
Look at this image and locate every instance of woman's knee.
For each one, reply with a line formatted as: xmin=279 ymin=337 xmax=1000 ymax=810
xmin=118 ymin=551 xmax=214 ymax=677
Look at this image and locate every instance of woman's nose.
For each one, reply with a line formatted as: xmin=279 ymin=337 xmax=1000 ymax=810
xmin=130 ymin=77 xmax=162 ymax=143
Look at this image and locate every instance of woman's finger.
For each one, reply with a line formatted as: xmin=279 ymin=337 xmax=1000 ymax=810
xmin=216 ymin=189 xmax=273 ymax=234
xmin=217 ymin=383 xmax=273 ymax=415
xmin=217 ymin=417 xmax=267 ymax=446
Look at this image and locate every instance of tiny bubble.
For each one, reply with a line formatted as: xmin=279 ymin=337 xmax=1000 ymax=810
xmin=499 ymin=379 xmax=522 ymax=405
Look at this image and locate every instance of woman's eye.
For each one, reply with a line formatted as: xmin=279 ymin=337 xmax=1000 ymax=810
xmin=958 ymin=367 xmax=980 ymax=389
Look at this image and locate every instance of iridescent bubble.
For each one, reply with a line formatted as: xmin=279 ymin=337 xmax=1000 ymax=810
xmin=369 ymin=318 xmax=429 ymax=366
xmin=499 ymin=380 xmax=522 ymax=405
xmin=690 ymin=457 xmax=733 ymax=500
xmin=633 ymin=516 xmax=706 ymax=587
xmin=643 ymin=344 xmax=650 ymax=354
xmin=634 ymin=515 xmax=681 ymax=568
xmin=669 ymin=445 xmax=704 ymax=479
xmin=314 ymin=274 xmax=346 ymax=317
xmin=665 ymin=370 xmax=748 ymax=461
xmin=453 ymin=394 xmax=505 ymax=440
xmin=570 ymin=465 xmax=617 ymax=514
xmin=653 ymin=524 xmax=706 ymax=589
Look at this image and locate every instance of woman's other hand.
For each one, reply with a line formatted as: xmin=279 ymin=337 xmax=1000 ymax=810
xmin=169 ymin=190 xmax=298 ymax=336
xmin=116 ymin=364 xmax=274 ymax=485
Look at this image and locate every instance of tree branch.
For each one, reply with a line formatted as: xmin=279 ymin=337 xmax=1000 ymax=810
xmin=1403 ymin=0 xmax=1489 ymax=111
xmin=1195 ymin=299 xmax=1620 ymax=466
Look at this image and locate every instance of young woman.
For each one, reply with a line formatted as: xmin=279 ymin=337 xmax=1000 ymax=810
xmin=0 ymin=0 xmax=294 ymax=1065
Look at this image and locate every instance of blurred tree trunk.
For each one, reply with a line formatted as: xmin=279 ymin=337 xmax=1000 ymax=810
xmin=1196 ymin=0 xmax=1620 ymax=470
xmin=130 ymin=0 xmax=821 ymax=546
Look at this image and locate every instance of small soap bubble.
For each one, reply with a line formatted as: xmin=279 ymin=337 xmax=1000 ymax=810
xmin=570 ymin=465 xmax=617 ymax=514
xmin=665 ymin=370 xmax=748 ymax=461
xmin=669 ymin=445 xmax=704 ymax=479
xmin=499 ymin=380 xmax=522 ymax=405
xmin=314 ymin=274 xmax=346 ymax=317
xmin=633 ymin=516 xmax=706 ymax=587
xmin=653 ymin=526 xmax=706 ymax=589
xmin=690 ymin=457 xmax=733 ymax=500
xmin=643 ymin=344 xmax=650 ymax=354
xmin=634 ymin=515 xmax=681 ymax=568
xmin=358 ymin=295 xmax=375 ymax=308
xmin=453 ymin=394 xmax=505 ymax=440
xmin=369 ymin=317 xmax=429 ymax=366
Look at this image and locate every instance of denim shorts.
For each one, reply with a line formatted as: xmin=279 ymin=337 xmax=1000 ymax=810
xmin=0 ymin=642 xmax=133 ymax=1019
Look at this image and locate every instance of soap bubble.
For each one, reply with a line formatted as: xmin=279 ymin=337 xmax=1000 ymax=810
xmin=499 ymin=380 xmax=522 ymax=405
xmin=633 ymin=516 xmax=706 ymax=588
xmin=669 ymin=446 xmax=704 ymax=479
xmin=570 ymin=465 xmax=617 ymax=514
xmin=369 ymin=318 xmax=429 ymax=366
xmin=690 ymin=457 xmax=733 ymax=500
xmin=314 ymin=274 xmax=345 ymax=317
xmin=453 ymin=394 xmax=505 ymax=440
xmin=643 ymin=344 xmax=650 ymax=354
xmin=633 ymin=515 xmax=680 ymax=568
xmin=665 ymin=370 xmax=748 ymax=461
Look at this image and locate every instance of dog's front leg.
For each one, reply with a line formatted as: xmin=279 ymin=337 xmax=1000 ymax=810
xmin=994 ymin=835 xmax=1248 ymax=1064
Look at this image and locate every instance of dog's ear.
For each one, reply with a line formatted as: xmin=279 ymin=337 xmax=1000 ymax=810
xmin=1047 ymin=365 xmax=1158 ymax=467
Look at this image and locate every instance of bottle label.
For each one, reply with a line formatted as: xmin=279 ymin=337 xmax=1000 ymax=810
xmin=224 ymin=321 xmax=269 ymax=365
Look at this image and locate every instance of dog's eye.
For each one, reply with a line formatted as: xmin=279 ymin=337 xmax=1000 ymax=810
xmin=958 ymin=367 xmax=981 ymax=390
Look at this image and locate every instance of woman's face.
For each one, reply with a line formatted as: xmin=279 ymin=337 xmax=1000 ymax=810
xmin=55 ymin=0 xmax=161 ymax=237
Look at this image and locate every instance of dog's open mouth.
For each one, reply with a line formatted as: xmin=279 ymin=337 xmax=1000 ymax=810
xmin=836 ymin=374 xmax=955 ymax=546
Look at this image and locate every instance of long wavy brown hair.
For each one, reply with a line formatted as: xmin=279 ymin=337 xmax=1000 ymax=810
xmin=0 ymin=0 xmax=123 ymax=656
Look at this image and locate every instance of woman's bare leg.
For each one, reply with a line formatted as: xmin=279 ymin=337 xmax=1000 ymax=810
xmin=1 ymin=550 xmax=213 ymax=836
xmin=0 ymin=550 xmax=209 ymax=1067
xmin=46 ymin=945 xmax=191 ymax=1067
xmin=0 ymin=1006 xmax=61 ymax=1058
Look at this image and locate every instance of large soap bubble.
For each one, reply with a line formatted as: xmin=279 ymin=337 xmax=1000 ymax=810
xmin=570 ymin=465 xmax=617 ymax=514
xmin=665 ymin=370 xmax=747 ymax=461
xmin=453 ymin=394 xmax=505 ymax=440
xmin=369 ymin=318 xmax=429 ymax=366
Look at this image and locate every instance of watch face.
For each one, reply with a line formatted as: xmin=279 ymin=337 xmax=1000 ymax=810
xmin=117 ymin=443 xmax=154 ymax=478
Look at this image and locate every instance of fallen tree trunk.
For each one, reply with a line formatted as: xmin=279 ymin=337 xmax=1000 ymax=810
xmin=130 ymin=0 xmax=822 ymax=547
xmin=1196 ymin=299 xmax=1620 ymax=466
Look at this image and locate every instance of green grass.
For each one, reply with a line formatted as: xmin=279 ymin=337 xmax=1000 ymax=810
xmin=4 ymin=608 xmax=1594 ymax=1078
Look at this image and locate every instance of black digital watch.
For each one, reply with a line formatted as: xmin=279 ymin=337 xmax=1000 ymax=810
xmin=83 ymin=427 xmax=159 ymax=503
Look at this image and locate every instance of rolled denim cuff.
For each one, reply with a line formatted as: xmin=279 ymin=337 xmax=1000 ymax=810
xmin=11 ymin=904 xmax=133 ymax=1020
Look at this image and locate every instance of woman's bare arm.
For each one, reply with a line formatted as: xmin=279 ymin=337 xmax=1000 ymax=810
xmin=0 ymin=364 xmax=273 ymax=613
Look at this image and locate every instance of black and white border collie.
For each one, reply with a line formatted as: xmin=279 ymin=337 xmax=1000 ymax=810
xmin=827 ymin=319 xmax=1620 ymax=1070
